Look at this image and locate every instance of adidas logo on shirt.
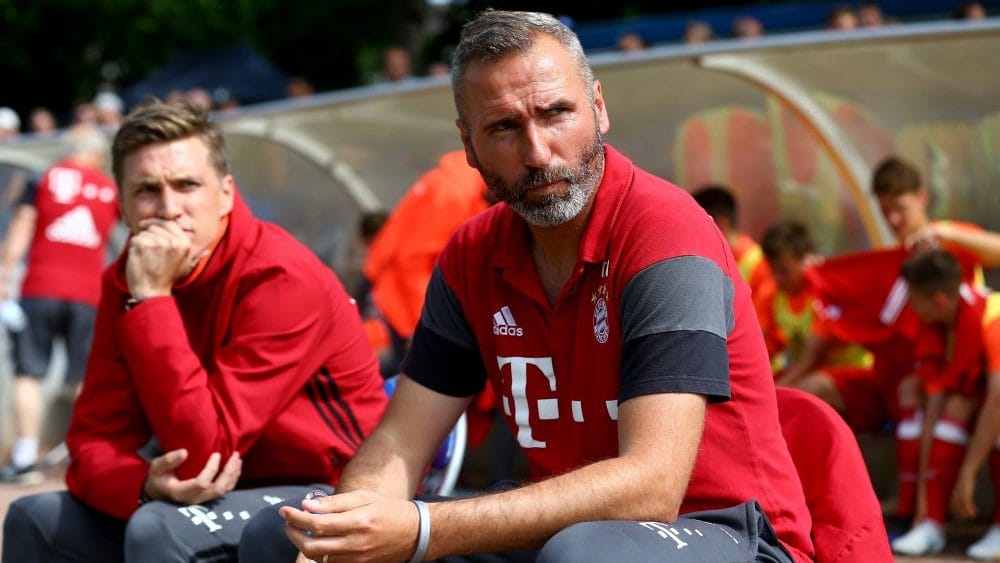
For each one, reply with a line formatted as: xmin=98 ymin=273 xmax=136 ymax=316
xmin=492 ymin=305 xmax=523 ymax=337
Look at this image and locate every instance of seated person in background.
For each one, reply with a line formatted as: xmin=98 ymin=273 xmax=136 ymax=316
xmin=693 ymin=184 xmax=773 ymax=318
xmin=857 ymin=3 xmax=885 ymax=27
xmin=732 ymin=15 xmax=765 ymax=39
xmin=683 ymin=21 xmax=715 ymax=44
xmin=826 ymin=6 xmax=859 ymax=30
xmin=243 ymin=10 xmax=814 ymax=563
xmin=954 ymin=2 xmax=987 ymax=20
xmin=615 ymin=31 xmax=647 ymax=52
xmin=759 ymin=220 xmax=881 ymax=433
xmin=873 ymin=155 xmax=1000 ymax=274
xmin=891 ymin=250 xmax=993 ymax=557
xmin=842 ymin=155 xmax=1000 ymax=540
xmin=1 ymin=100 xmax=388 ymax=563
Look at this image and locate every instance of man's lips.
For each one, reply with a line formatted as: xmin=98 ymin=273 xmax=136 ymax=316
xmin=525 ymin=179 xmax=567 ymax=195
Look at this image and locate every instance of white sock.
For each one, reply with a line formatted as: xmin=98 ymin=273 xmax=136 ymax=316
xmin=10 ymin=438 xmax=38 ymax=468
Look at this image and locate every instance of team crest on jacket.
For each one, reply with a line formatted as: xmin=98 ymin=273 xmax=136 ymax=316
xmin=592 ymin=285 xmax=610 ymax=344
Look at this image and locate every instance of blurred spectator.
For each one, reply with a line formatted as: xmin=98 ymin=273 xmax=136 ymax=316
xmin=94 ymin=91 xmax=125 ymax=128
xmin=28 ymin=107 xmax=58 ymax=137
xmin=858 ymin=3 xmax=885 ymax=27
xmin=954 ymin=2 xmax=987 ymax=19
xmin=164 ymin=89 xmax=186 ymax=105
xmin=285 ymin=76 xmax=315 ymax=98
xmin=351 ymin=210 xmax=391 ymax=373
xmin=73 ymin=102 xmax=98 ymax=125
xmin=427 ymin=61 xmax=451 ymax=77
xmin=213 ymin=88 xmax=241 ymax=112
xmin=827 ymin=6 xmax=859 ymax=30
xmin=184 ymin=87 xmax=214 ymax=113
xmin=382 ymin=45 xmax=413 ymax=83
xmin=359 ymin=210 xmax=388 ymax=247
xmin=0 ymin=107 xmax=20 ymax=142
xmin=732 ymin=15 xmax=765 ymax=39
xmin=0 ymin=124 xmax=119 ymax=485
xmin=684 ymin=21 xmax=715 ymax=44
xmin=616 ymin=31 xmax=647 ymax=52
xmin=363 ymin=150 xmax=490 ymax=376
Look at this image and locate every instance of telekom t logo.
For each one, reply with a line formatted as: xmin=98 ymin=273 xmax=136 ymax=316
xmin=496 ymin=356 xmax=556 ymax=449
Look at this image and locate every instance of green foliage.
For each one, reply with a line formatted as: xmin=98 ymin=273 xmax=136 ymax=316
xmin=0 ymin=0 xmax=744 ymax=123
xmin=0 ymin=0 xmax=427 ymax=123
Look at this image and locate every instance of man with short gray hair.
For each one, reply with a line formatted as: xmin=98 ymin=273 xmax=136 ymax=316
xmin=247 ymin=10 xmax=815 ymax=562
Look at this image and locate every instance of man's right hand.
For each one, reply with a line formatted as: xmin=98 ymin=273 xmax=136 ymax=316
xmin=142 ymin=448 xmax=242 ymax=505
xmin=125 ymin=219 xmax=196 ymax=299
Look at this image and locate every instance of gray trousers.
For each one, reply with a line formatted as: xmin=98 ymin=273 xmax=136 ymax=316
xmin=2 ymin=485 xmax=330 ymax=563
xmin=239 ymin=498 xmax=793 ymax=563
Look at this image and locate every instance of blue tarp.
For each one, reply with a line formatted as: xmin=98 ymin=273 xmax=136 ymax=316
xmin=122 ymin=44 xmax=289 ymax=108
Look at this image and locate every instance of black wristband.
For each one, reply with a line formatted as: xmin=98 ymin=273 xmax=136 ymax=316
xmin=124 ymin=296 xmax=145 ymax=312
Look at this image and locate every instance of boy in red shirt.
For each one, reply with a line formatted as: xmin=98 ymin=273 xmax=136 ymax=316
xmin=891 ymin=249 xmax=995 ymax=556
xmin=758 ymin=220 xmax=882 ymax=432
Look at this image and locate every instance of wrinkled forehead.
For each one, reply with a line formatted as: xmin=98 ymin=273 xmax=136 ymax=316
xmin=460 ymin=38 xmax=588 ymax=117
xmin=121 ymin=137 xmax=214 ymax=180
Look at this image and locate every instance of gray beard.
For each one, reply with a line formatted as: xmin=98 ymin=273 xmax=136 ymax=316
xmin=478 ymin=131 xmax=605 ymax=228
xmin=510 ymin=178 xmax=591 ymax=227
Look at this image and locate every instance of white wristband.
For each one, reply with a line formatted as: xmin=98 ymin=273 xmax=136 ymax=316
xmin=409 ymin=500 xmax=431 ymax=563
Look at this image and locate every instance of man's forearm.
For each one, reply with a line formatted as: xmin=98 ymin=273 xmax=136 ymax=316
xmin=422 ymin=393 xmax=706 ymax=558
xmin=960 ymin=376 xmax=1000 ymax=479
xmin=336 ymin=375 xmax=472 ymax=498
xmin=336 ymin=427 xmax=425 ymax=499
xmin=0 ymin=205 xmax=36 ymax=285
xmin=938 ymin=224 xmax=1000 ymax=268
xmin=424 ymin=451 xmax=688 ymax=558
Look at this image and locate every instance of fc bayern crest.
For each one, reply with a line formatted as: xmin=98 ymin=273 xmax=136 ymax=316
xmin=592 ymin=285 xmax=610 ymax=344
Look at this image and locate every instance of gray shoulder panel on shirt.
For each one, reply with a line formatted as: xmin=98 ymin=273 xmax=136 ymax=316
xmin=419 ymin=266 xmax=478 ymax=350
xmin=620 ymin=256 xmax=735 ymax=343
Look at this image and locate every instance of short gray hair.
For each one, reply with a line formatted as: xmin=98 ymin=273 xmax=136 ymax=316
xmin=451 ymin=10 xmax=594 ymax=124
xmin=61 ymin=124 xmax=109 ymax=160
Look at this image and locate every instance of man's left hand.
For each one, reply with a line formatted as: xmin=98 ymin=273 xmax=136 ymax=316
xmin=280 ymin=490 xmax=421 ymax=563
xmin=143 ymin=448 xmax=242 ymax=505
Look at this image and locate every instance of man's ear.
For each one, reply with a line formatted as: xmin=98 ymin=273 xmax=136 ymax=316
xmin=219 ymin=175 xmax=236 ymax=216
xmin=593 ymin=80 xmax=610 ymax=135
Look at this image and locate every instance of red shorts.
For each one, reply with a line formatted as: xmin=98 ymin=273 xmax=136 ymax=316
xmin=820 ymin=366 xmax=890 ymax=432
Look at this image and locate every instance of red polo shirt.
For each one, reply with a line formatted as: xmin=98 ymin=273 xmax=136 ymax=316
xmin=403 ymin=145 xmax=814 ymax=561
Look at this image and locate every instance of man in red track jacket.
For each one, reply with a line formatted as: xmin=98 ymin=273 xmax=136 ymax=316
xmin=1 ymin=101 xmax=387 ymax=563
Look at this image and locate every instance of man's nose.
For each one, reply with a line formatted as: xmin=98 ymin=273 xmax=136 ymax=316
xmin=521 ymin=122 xmax=552 ymax=169
xmin=158 ymin=189 xmax=182 ymax=219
